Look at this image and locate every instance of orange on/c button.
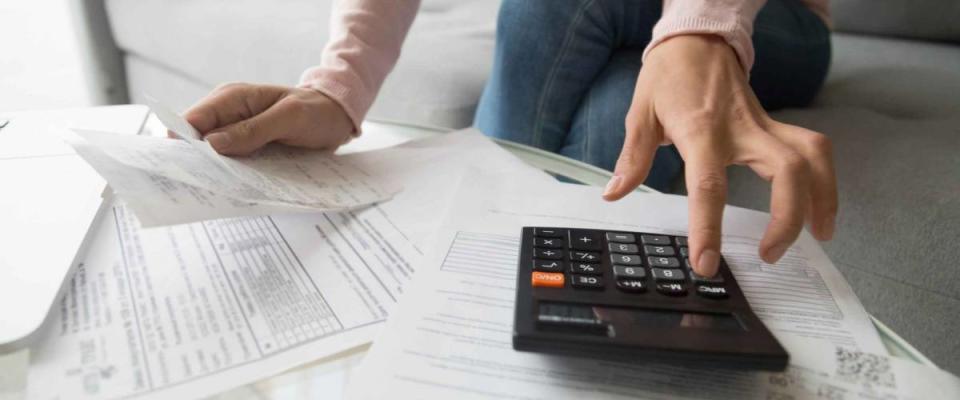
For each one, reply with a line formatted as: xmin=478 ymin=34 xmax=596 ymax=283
xmin=531 ymin=271 xmax=565 ymax=288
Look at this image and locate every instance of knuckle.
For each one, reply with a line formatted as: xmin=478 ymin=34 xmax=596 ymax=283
xmin=769 ymin=213 xmax=804 ymax=234
xmin=778 ymin=151 xmax=810 ymax=175
xmin=214 ymin=81 xmax=247 ymax=95
xmin=691 ymin=225 xmax=722 ymax=242
xmin=803 ymin=132 xmax=833 ymax=156
xmin=693 ymin=172 xmax=727 ymax=198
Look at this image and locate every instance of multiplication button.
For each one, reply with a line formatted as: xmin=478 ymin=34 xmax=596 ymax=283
xmin=534 ymin=237 xmax=564 ymax=248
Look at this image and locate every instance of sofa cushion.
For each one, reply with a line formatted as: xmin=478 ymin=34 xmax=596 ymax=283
xmin=832 ymin=0 xmax=960 ymax=43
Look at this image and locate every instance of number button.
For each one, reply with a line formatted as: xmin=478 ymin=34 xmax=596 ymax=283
xmin=534 ymin=248 xmax=563 ymax=260
xmin=679 ymin=247 xmax=689 ymax=257
xmin=674 ymin=236 xmax=688 ymax=246
xmin=689 ymin=268 xmax=724 ymax=283
xmin=534 ymin=238 xmax=564 ymax=248
xmin=570 ymin=251 xmax=600 ymax=262
xmin=605 ymin=232 xmax=636 ymax=243
xmin=610 ymin=253 xmax=641 ymax=266
xmin=608 ymin=243 xmax=639 ymax=254
xmin=647 ymin=256 xmax=680 ymax=268
xmin=652 ymin=268 xmax=685 ymax=282
xmin=571 ymin=275 xmax=604 ymax=289
xmin=613 ymin=266 xmax=646 ymax=279
xmin=571 ymin=262 xmax=601 ymax=275
xmin=532 ymin=260 xmax=564 ymax=272
xmin=643 ymin=245 xmax=675 ymax=256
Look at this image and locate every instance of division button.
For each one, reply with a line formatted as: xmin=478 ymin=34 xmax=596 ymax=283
xmin=570 ymin=251 xmax=600 ymax=262
xmin=571 ymin=275 xmax=604 ymax=289
xmin=656 ymin=283 xmax=687 ymax=296
xmin=534 ymin=228 xmax=566 ymax=238
xmin=571 ymin=262 xmax=602 ymax=275
xmin=613 ymin=265 xmax=646 ymax=279
xmin=696 ymin=285 xmax=729 ymax=299
xmin=532 ymin=259 xmax=565 ymax=272
xmin=605 ymin=232 xmax=636 ymax=243
xmin=569 ymin=230 xmax=602 ymax=251
xmin=531 ymin=271 xmax=565 ymax=288
xmin=534 ymin=248 xmax=564 ymax=260
xmin=608 ymin=243 xmax=640 ymax=254
xmin=534 ymin=237 xmax=564 ymax=248
xmin=616 ymin=279 xmax=647 ymax=293
xmin=643 ymin=245 xmax=675 ymax=256
xmin=652 ymin=268 xmax=685 ymax=282
xmin=647 ymin=256 xmax=680 ymax=268
xmin=640 ymin=234 xmax=671 ymax=245
xmin=610 ymin=253 xmax=642 ymax=266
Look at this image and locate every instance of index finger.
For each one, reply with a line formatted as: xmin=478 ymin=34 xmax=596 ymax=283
xmin=678 ymin=140 xmax=728 ymax=277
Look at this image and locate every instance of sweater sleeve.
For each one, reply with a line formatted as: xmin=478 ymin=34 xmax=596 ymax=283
xmin=642 ymin=0 xmax=767 ymax=74
xmin=299 ymin=0 xmax=421 ymax=134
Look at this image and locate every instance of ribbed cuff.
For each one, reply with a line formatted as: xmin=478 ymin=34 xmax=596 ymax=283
xmin=642 ymin=16 xmax=755 ymax=74
xmin=298 ymin=69 xmax=367 ymax=136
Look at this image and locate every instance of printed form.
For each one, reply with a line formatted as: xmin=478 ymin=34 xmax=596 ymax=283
xmin=27 ymin=131 xmax=551 ymax=399
xmin=345 ymin=171 xmax=944 ymax=399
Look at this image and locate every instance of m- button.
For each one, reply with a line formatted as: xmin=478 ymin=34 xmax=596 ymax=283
xmin=569 ymin=230 xmax=602 ymax=251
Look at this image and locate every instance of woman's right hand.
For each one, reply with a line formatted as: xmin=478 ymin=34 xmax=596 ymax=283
xmin=179 ymin=83 xmax=355 ymax=156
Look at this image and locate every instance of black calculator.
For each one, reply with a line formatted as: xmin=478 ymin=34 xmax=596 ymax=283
xmin=512 ymin=227 xmax=788 ymax=371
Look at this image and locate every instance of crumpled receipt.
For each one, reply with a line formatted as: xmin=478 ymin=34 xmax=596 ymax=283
xmin=67 ymin=101 xmax=401 ymax=227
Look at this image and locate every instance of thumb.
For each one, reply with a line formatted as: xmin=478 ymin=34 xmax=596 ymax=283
xmin=603 ymin=105 xmax=661 ymax=201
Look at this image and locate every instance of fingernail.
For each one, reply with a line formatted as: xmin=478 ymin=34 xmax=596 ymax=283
xmin=206 ymin=132 xmax=231 ymax=151
xmin=697 ymin=249 xmax=720 ymax=277
xmin=764 ymin=243 xmax=789 ymax=264
xmin=820 ymin=215 xmax=836 ymax=240
xmin=603 ymin=175 xmax=623 ymax=197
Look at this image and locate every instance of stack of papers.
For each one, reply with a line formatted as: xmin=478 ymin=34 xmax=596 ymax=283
xmin=27 ymin=104 xmax=960 ymax=399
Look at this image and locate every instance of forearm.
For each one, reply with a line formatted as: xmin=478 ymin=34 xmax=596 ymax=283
xmin=299 ymin=0 xmax=421 ymax=133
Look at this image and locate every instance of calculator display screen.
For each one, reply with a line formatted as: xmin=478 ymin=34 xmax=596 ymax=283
xmin=539 ymin=301 xmax=744 ymax=333
xmin=596 ymin=306 xmax=744 ymax=332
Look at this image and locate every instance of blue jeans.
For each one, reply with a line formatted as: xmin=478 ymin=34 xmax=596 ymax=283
xmin=474 ymin=0 xmax=831 ymax=192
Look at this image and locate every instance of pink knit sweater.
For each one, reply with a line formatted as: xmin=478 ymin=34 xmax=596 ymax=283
xmin=300 ymin=0 xmax=830 ymax=132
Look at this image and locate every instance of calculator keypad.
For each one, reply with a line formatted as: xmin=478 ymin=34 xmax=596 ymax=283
xmin=530 ymin=228 xmax=729 ymax=299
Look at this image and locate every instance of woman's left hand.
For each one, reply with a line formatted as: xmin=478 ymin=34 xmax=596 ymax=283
xmin=602 ymin=35 xmax=837 ymax=278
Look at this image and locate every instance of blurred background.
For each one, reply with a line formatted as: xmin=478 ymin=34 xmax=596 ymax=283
xmin=0 ymin=0 xmax=93 ymax=110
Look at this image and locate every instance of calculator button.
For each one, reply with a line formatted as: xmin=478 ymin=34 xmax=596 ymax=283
xmin=531 ymin=271 xmax=565 ymax=288
xmin=571 ymin=262 xmax=602 ymax=275
xmin=569 ymin=230 xmax=602 ymax=251
xmin=608 ymin=243 xmax=639 ymax=254
xmin=571 ymin=275 xmax=604 ymax=289
xmin=610 ymin=253 xmax=642 ymax=266
xmin=679 ymin=247 xmax=689 ymax=257
xmin=605 ymin=232 xmax=636 ymax=243
xmin=613 ymin=266 xmax=646 ymax=279
xmin=675 ymin=236 xmax=688 ymax=246
xmin=696 ymin=285 xmax=729 ymax=299
xmin=532 ymin=260 xmax=565 ymax=273
xmin=647 ymin=256 xmax=680 ymax=268
xmin=689 ymin=268 xmax=724 ymax=283
xmin=570 ymin=251 xmax=600 ymax=262
xmin=652 ymin=268 xmax=685 ymax=282
xmin=656 ymin=283 xmax=687 ymax=296
xmin=617 ymin=279 xmax=647 ymax=293
xmin=534 ymin=237 xmax=564 ymax=248
xmin=534 ymin=228 xmax=566 ymax=238
xmin=534 ymin=248 xmax=564 ymax=260
xmin=640 ymin=234 xmax=671 ymax=245
xmin=643 ymin=245 xmax=675 ymax=256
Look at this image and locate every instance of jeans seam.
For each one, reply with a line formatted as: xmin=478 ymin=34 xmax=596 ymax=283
xmin=583 ymin=88 xmax=592 ymax=164
xmin=533 ymin=0 xmax=595 ymax=149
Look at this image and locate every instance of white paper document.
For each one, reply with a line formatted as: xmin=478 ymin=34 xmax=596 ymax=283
xmin=27 ymin=132 xmax=551 ymax=399
xmin=66 ymin=101 xmax=402 ymax=227
xmin=345 ymin=171 xmax=948 ymax=399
